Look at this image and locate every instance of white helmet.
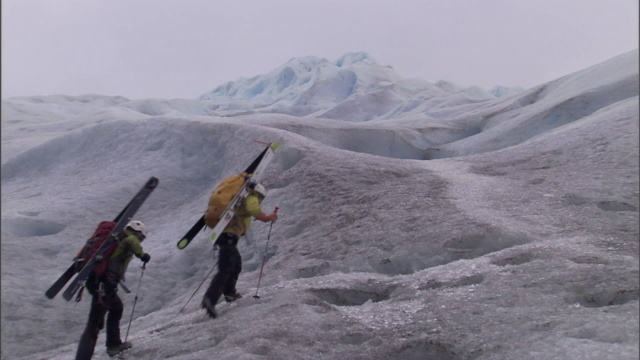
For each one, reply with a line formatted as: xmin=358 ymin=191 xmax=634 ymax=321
xmin=127 ymin=220 xmax=147 ymax=237
xmin=253 ymin=183 xmax=267 ymax=198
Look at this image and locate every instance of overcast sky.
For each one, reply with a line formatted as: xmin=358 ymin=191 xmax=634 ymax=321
xmin=2 ymin=0 xmax=638 ymax=100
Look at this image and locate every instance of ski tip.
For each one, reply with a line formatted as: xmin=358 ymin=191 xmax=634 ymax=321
xmin=177 ymin=238 xmax=189 ymax=250
xmin=253 ymin=140 xmax=281 ymax=151
xmin=146 ymin=177 xmax=159 ymax=189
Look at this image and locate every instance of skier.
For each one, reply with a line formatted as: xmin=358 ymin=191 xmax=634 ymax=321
xmin=201 ymin=183 xmax=278 ymax=318
xmin=75 ymin=220 xmax=151 ymax=359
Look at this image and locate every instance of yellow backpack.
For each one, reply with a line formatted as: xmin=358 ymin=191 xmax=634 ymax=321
xmin=204 ymin=173 xmax=248 ymax=228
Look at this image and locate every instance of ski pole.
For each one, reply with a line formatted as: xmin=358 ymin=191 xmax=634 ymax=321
xmin=179 ymin=262 xmax=216 ymax=314
xmin=124 ymin=263 xmax=145 ymax=343
xmin=254 ymin=207 xmax=279 ymax=299
xmin=179 ymin=246 xmax=219 ymax=314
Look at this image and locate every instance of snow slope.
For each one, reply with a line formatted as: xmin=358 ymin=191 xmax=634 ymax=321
xmin=1 ymin=50 xmax=638 ymax=360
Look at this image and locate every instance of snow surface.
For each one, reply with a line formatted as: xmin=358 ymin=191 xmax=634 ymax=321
xmin=1 ymin=50 xmax=638 ymax=360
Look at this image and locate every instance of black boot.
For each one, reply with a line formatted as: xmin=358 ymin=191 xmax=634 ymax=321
xmin=106 ymin=341 xmax=132 ymax=357
xmin=224 ymin=292 xmax=242 ymax=303
xmin=201 ymin=297 xmax=217 ymax=318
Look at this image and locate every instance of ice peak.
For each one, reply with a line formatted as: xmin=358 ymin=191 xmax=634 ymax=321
xmin=334 ymin=52 xmax=376 ymax=67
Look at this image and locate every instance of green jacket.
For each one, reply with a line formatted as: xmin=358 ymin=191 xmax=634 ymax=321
xmin=107 ymin=229 xmax=145 ymax=278
xmin=224 ymin=193 xmax=262 ymax=236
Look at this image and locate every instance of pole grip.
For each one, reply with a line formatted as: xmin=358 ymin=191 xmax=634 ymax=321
xmin=274 ymin=207 xmax=279 ymax=214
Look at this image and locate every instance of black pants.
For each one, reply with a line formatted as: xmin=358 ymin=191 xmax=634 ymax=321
xmin=75 ymin=272 xmax=124 ymax=360
xmin=204 ymin=233 xmax=242 ymax=306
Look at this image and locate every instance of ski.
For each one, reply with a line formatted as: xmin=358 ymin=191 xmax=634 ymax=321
xmin=176 ymin=216 xmax=206 ymax=250
xmin=177 ymin=142 xmax=280 ymax=250
xmin=45 ymin=263 xmax=77 ymax=299
xmin=45 ymin=178 xmax=158 ymax=300
xmin=60 ymin=177 xmax=159 ymax=302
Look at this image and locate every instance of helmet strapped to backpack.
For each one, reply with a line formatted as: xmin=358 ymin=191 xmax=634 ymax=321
xmin=253 ymin=183 xmax=267 ymax=198
xmin=126 ymin=220 xmax=147 ymax=237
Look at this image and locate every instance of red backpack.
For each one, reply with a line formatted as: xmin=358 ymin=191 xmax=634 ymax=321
xmin=74 ymin=221 xmax=123 ymax=276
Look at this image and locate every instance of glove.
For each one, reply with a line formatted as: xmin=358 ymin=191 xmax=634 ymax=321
xmin=140 ymin=253 xmax=151 ymax=263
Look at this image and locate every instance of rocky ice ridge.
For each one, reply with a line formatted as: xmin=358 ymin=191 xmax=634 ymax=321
xmin=197 ymin=52 xmax=523 ymax=120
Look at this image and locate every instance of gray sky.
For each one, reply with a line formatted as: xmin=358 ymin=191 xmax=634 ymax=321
xmin=2 ymin=0 xmax=638 ymax=100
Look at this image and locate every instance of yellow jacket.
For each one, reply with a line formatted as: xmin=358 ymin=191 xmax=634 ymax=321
xmin=224 ymin=193 xmax=262 ymax=236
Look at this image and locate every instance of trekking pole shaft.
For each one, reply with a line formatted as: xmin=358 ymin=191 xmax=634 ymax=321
xmin=124 ymin=264 xmax=145 ymax=342
xmin=254 ymin=254 xmax=268 ymax=297
xmin=179 ymin=261 xmax=217 ymax=313
xmin=254 ymin=207 xmax=278 ymax=298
